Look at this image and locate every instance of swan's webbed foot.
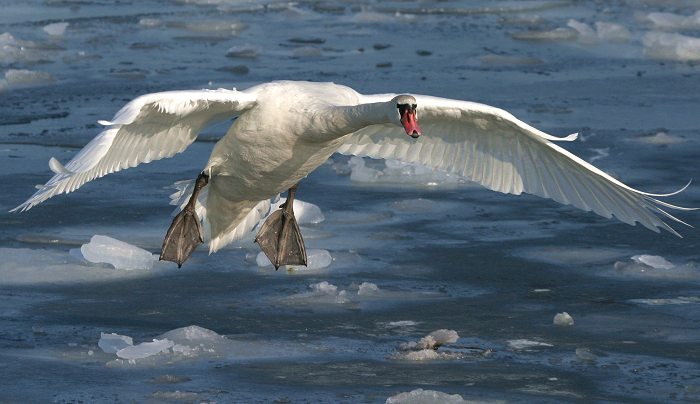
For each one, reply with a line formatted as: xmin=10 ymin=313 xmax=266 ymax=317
xmin=160 ymin=172 xmax=208 ymax=268
xmin=255 ymin=185 xmax=308 ymax=270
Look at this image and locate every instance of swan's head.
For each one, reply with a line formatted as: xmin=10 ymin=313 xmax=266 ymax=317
xmin=393 ymin=95 xmax=422 ymax=138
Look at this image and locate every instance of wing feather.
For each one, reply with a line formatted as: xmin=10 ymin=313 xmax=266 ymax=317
xmin=13 ymin=89 xmax=256 ymax=212
xmin=339 ymin=94 xmax=694 ymax=235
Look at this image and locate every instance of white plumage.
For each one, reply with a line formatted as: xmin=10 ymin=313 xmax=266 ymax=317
xmin=14 ymin=80 xmax=693 ymax=253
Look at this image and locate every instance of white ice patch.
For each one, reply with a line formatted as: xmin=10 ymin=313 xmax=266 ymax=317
xmin=103 ymin=325 xmax=313 ymax=366
xmin=138 ymin=18 xmax=162 ymax=27
xmin=392 ymin=329 xmax=461 ymax=361
xmin=631 ymin=254 xmax=674 ymax=270
xmin=0 ymin=32 xmax=45 ymax=65
xmin=646 ymin=10 xmax=700 ymax=31
xmin=269 ymin=198 xmax=325 ymax=224
xmin=116 ymin=338 xmax=174 ymax=360
xmin=43 ymin=22 xmax=69 ymax=36
xmin=0 ymin=69 xmax=53 ymax=92
xmin=628 ymin=296 xmax=700 ymax=306
xmin=553 ymin=312 xmax=575 ymax=327
xmin=385 ymin=388 xmax=468 ymax=404
xmin=98 ymin=333 xmax=133 ymax=353
xmin=507 ymin=339 xmax=554 ymax=350
xmin=79 ymin=235 xmax=155 ymax=270
xmin=643 ymin=32 xmax=700 ymax=61
xmin=256 ymin=249 xmax=332 ymax=271
xmin=225 ymin=44 xmax=260 ymax=58
xmin=613 ymin=257 xmax=699 ymax=280
xmin=634 ymin=132 xmax=685 ymax=145
xmin=348 ymin=156 xmax=466 ymax=185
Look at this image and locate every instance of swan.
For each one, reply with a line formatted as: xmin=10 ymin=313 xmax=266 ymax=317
xmin=13 ymin=80 xmax=694 ymax=267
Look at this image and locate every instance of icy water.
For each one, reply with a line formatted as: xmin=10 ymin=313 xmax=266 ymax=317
xmin=1 ymin=0 xmax=700 ymax=402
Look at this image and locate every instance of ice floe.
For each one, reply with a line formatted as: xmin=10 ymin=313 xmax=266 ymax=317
xmin=386 ymin=388 xmax=469 ymax=404
xmin=643 ymin=32 xmax=700 ymax=61
xmin=77 ymin=235 xmax=155 ymax=270
xmin=392 ymin=329 xmax=463 ymax=361
xmin=43 ymin=22 xmax=69 ymax=36
xmin=98 ymin=333 xmax=134 ymax=354
xmin=645 ymin=10 xmax=700 ymax=31
xmin=0 ymin=69 xmax=53 ymax=92
xmin=633 ymin=131 xmax=685 ymax=145
xmin=613 ymin=255 xmax=699 ymax=280
xmin=102 ymin=325 xmax=313 ymax=366
xmin=507 ymin=339 xmax=554 ymax=350
xmin=553 ymin=312 xmax=574 ymax=326
xmin=117 ymin=338 xmax=174 ymax=360
xmin=628 ymin=296 xmax=700 ymax=306
xmin=631 ymin=254 xmax=674 ymax=270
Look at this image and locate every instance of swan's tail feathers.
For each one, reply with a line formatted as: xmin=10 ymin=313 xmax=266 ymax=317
xmin=167 ymin=180 xmax=275 ymax=253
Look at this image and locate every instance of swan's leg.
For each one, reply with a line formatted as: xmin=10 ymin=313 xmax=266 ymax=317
xmin=255 ymin=184 xmax=308 ymax=270
xmin=160 ymin=172 xmax=209 ymax=268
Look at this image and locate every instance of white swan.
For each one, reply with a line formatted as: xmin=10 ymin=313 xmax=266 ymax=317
xmin=13 ymin=80 xmax=693 ymax=267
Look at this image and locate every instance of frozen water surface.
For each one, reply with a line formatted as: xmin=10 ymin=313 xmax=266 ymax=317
xmin=1 ymin=0 xmax=699 ymax=402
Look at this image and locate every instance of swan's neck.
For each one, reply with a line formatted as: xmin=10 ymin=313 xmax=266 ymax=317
xmin=324 ymin=102 xmax=393 ymax=139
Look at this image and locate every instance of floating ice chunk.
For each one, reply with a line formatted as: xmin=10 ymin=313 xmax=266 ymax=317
xmin=634 ymin=131 xmax=684 ymax=145
xmin=270 ymin=198 xmax=324 ymax=224
xmin=1 ymin=69 xmax=53 ymax=91
xmin=43 ymin=22 xmax=68 ymax=36
xmin=181 ymin=20 xmax=247 ymax=35
xmin=631 ymin=255 xmax=674 ymax=270
xmin=226 ymin=44 xmax=260 ymax=58
xmin=256 ymin=249 xmax=332 ymax=270
xmin=427 ymin=329 xmax=459 ymax=347
xmin=507 ymin=339 xmax=554 ymax=350
xmin=643 ymin=32 xmax=700 ymax=61
xmin=386 ymin=388 xmax=467 ymax=404
xmin=628 ymin=296 xmax=700 ymax=305
xmin=80 ymin=235 xmax=155 ymax=270
xmin=399 ymin=329 xmax=459 ymax=351
xmin=139 ymin=18 xmax=162 ymax=27
xmin=566 ymin=19 xmax=597 ymax=43
xmin=357 ymin=282 xmax=380 ymax=296
xmin=594 ymin=22 xmax=631 ymax=42
xmin=553 ymin=312 xmax=574 ymax=326
xmin=646 ymin=11 xmax=700 ymax=30
xmin=400 ymin=349 xmax=440 ymax=361
xmin=511 ymin=27 xmax=577 ymax=42
xmin=116 ymin=338 xmax=174 ymax=360
xmin=98 ymin=333 xmax=133 ymax=353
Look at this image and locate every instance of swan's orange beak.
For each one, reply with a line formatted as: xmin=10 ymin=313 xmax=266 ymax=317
xmin=400 ymin=106 xmax=422 ymax=139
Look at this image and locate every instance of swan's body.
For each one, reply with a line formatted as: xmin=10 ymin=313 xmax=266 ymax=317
xmin=14 ymin=81 xmax=693 ymax=259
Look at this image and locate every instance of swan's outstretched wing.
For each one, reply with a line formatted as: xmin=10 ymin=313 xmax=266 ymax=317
xmin=337 ymin=94 xmax=694 ymax=235
xmin=13 ymin=89 xmax=257 ymax=212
